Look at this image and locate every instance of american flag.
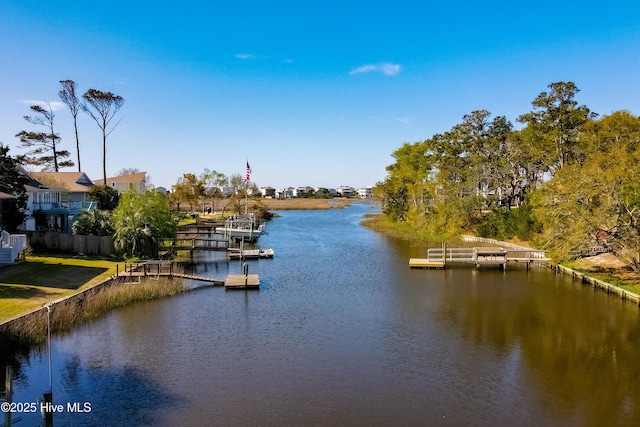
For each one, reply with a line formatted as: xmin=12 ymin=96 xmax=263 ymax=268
xmin=243 ymin=161 xmax=252 ymax=181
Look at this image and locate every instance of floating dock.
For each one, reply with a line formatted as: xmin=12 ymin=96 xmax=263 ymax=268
xmin=225 ymin=274 xmax=260 ymax=289
xmin=228 ymin=249 xmax=260 ymax=260
xmin=409 ymin=258 xmax=445 ymax=269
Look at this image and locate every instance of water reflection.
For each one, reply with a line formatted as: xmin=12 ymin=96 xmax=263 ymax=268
xmin=4 ymin=202 xmax=640 ymax=426
xmin=437 ymin=268 xmax=640 ymax=425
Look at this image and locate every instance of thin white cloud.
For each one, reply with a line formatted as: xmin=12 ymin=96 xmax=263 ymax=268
xmin=20 ymin=100 xmax=66 ymax=111
xmin=394 ymin=116 xmax=411 ymax=124
xmin=236 ymin=53 xmax=258 ymax=60
xmin=350 ymin=62 xmax=401 ymax=76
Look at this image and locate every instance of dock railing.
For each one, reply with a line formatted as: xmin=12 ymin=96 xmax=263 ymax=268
xmin=426 ymin=247 xmax=549 ymax=264
xmin=427 ymin=247 xmax=474 ymax=263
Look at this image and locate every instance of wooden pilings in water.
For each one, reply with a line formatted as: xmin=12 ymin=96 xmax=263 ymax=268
xmin=4 ymin=366 xmax=13 ymax=427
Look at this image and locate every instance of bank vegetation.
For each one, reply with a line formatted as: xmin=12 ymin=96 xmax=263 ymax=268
xmin=0 ymin=276 xmax=187 ymax=364
xmin=375 ymin=81 xmax=640 ymax=275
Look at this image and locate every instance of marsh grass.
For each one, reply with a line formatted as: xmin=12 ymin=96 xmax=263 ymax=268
xmin=360 ymin=213 xmax=450 ymax=242
xmin=0 ymin=277 xmax=187 ymax=349
xmin=261 ymin=198 xmax=353 ymax=210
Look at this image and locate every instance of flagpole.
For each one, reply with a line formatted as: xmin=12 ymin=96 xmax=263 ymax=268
xmin=245 ymin=159 xmax=249 ymax=215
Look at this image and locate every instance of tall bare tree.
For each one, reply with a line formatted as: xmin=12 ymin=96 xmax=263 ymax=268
xmin=82 ymin=89 xmax=125 ymax=184
xmin=15 ymin=102 xmax=74 ymax=171
xmin=59 ymin=80 xmax=82 ymax=171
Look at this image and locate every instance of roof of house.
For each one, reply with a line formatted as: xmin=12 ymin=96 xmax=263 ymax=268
xmin=29 ymin=172 xmax=94 ymax=193
xmin=93 ymin=172 xmax=147 ymax=186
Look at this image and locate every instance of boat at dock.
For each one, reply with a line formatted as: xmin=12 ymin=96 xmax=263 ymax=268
xmin=259 ymin=248 xmax=274 ymax=258
xmin=227 ymin=247 xmax=274 ymax=260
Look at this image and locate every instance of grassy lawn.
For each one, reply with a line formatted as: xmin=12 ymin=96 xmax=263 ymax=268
xmin=0 ymin=255 xmax=119 ymax=322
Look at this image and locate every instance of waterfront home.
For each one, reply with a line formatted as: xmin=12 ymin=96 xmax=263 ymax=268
xmin=336 ymin=185 xmax=355 ymax=197
xmin=356 ymin=186 xmax=373 ymax=198
xmin=275 ymin=187 xmax=294 ymax=199
xmin=93 ymin=171 xmax=147 ymax=193
xmin=21 ymin=169 xmax=97 ymax=233
xmin=260 ymin=186 xmax=276 ymax=198
xmin=293 ymin=186 xmax=313 ymax=198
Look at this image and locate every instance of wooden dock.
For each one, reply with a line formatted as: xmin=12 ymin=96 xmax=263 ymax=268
xmin=225 ymin=274 xmax=260 ymax=289
xmin=473 ymin=247 xmax=508 ymax=268
xmin=115 ymin=261 xmax=262 ymax=289
xmin=115 ymin=261 xmax=226 ymax=286
xmin=159 ymin=237 xmax=229 ymax=252
xmin=409 ymin=258 xmax=445 ymax=269
xmin=172 ymin=273 xmax=224 ymax=286
xmin=410 ymin=246 xmax=549 ymax=269
xmin=228 ymin=249 xmax=260 ymax=260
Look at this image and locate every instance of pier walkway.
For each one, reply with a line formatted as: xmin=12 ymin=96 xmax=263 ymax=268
xmin=159 ymin=237 xmax=229 ymax=252
xmin=114 ymin=261 xmax=260 ymax=288
xmin=410 ymin=246 xmax=549 ymax=269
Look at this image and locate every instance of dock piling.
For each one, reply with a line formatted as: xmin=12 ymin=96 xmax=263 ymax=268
xmin=4 ymin=366 xmax=12 ymax=427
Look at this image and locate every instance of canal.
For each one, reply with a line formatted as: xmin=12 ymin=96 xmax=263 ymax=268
xmin=5 ymin=202 xmax=640 ymax=426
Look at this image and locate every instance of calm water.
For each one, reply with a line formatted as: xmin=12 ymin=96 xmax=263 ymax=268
xmin=6 ymin=202 xmax=640 ymax=426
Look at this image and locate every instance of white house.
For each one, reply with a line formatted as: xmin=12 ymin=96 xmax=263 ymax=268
xmin=336 ymin=186 xmax=355 ymax=197
xmin=293 ymin=186 xmax=313 ymax=198
xmin=356 ymin=187 xmax=373 ymax=198
xmin=260 ymin=186 xmax=276 ymax=198
xmin=275 ymin=188 xmax=294 ymax=199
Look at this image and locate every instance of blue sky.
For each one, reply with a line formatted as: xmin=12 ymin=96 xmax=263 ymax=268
xmin=1 ymin=1 xmax=639 ymax=190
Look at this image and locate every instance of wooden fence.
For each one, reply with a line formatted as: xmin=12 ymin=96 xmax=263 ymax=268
xmin=27 ymin=231 xmax=115 ymax=256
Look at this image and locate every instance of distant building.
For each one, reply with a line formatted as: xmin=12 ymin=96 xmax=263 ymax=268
xmin=275 ymin=187 xmax=294 ymax=199
xmin=356 ymin=187 xmax=373 ymax=198
xmin=260 ymin=186 xmax=276 ymax=198
xmin=220 ymin=186 xmax=234 ymax=197
xmin=336 ymin=186 xmax=355 ymax=197
xmin=93 ymin=172 xmax=147 ymax=193
xmin=293 ymin=186 xmax=313 ymax=198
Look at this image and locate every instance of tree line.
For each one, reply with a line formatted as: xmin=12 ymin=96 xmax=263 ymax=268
xmin=2 ymin=79 xmax=277 ymax=259
xmin=376 ymin=81 xmax=640 ymax=270
xmin=71 ymin=167 xmax=272 ymax=258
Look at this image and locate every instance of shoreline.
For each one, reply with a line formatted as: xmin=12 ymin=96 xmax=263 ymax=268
xmin=0 ymin=200 xmax=358 ymax=353
xmin=0 ymin=275 xmax=188 ymax=368
xmin=362 ymin=213 xmax=640 ymax=307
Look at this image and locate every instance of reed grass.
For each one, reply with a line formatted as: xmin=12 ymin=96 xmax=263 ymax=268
xmin=360 ymin=213 xmax=451 ymax=242
xmin=0 ymin=277 xmax=187 ymax=349
xmin=261 ymin=198 xmax=354 ymax=210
